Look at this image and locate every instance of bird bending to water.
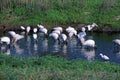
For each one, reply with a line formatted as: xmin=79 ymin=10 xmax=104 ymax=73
xmin=112 ymin=39 xmax=120 ymax=50
xmin=8 ymin=31 xmax=24 ymax=43
xmin=79 ymin=37 xmax=96 ymax=49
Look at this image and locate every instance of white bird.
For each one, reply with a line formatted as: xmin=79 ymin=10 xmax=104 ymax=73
xmin=66 ymin=27 xmax=77 ymax=35
xmin=113 ymin=39 xmax=120 ymax=50
xmin=39 ymin=27 xmax=48 ymax=35
xmin=26 ymin=26 xmax=31 ymax=34
xmin=8 ymin=31 xmax=24 ymax=43
xmin=37 ymin=24 xmax=44 ymax=29
xmin=33 ymin=28 xmax=38 ymax=33
xmin=66 ymin=27 xmax=77 ymax=38
xmin=77 ymin=31 xmax=86 ymax=39
xmin=0 ymin=36 xmax=10 ymax=45
xmin=49 ymin=32 xmax=59 ymax=41
xmin=60 ymin=33 xmax=67 ymax=44
xmin=20 ymin=26 xmax=25 ymax=30
xmin=52 ymin=30 xmax=61 ymax=35
xmin=38 ymin=25 xmax=48 ymax=35
xmin=81 ymin=27 xmax=86 ymax=32
xmin=100 ymin=53 xmax=109 ymax=61
xmin=66 ymin=26 xmax=75 ymax=32
xmin=53 ymin=27 xmax=63 ymax=32
xmin=113 ymin=39 xmax=120 ymax=46
xmin=80 ymin=37 xmax=96 ymax=48
xmin=20 ymin=26 xmax=31 ymax=34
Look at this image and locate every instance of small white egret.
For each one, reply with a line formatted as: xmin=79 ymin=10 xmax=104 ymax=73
xmin=100 ymin=53 xmax=109 ymax=61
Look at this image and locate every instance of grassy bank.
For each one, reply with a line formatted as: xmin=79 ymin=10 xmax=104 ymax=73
xmin=0 ymin=0 xmax=120 ymax=28
xmin=0 ymin=54 xmax=120 ymax=80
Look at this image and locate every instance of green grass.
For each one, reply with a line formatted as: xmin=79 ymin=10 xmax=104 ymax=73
xmin=0 ymin=54 xmax=120 ymax=80
xmin=0 ymin=0 xmax=120 ymax=29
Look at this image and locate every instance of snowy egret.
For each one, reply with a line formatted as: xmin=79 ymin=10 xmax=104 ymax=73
xmin=100 ymin=53 xmax=109 ymax=61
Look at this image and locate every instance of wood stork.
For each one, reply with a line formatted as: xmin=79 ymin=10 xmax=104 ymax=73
xmin=53 ymin=27 xmax=63 ymax=32
xmin=100 ymin=53 xmax=109 ymax=61
xmin=52 ymin=30 xmax=61 ymax=35
xmin=49 ymin=32 xmax=59 ymax=41
xmin=60 ymin=33 xmax=67 ymax=44
xmin=66 ymin=26 xmax=77 ymax=38
xmin=113 ymin=39 xmax=120 ymax=50
xmin=80 ymin=37 xmax=96 ymax=49
xmin=77 ymin=31 xmax=86 ymax=39
xmin=37 ymin=24 xmax=48 ymax=35
xmin=8 ymin=31 xmax=24 ymax=43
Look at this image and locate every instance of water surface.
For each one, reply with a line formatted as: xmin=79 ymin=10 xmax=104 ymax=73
xmin=0 ymin=32 xmax=120 ymax=64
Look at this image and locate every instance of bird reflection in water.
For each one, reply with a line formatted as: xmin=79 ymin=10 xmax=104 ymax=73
xmin=13 ymin=42 xmax=24 ymax=55
xmin=81 ymin=48 xmax=95 ymax=61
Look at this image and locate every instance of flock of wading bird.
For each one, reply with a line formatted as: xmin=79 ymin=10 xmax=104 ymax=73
xmin=0 ymin=23 xmax=120 ymax=61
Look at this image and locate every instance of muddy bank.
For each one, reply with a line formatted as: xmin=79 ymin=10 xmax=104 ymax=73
xmin=0 ymin=24 xmax=120 ymax=33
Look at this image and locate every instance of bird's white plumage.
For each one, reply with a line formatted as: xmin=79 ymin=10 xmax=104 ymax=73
xmin=77 ymin=31 xmax=86 ymax=39
xmin=39 ymin=28 xmax=48 ymax=34
xmin=100 ymin=53 xmax=109 ymax=60
xmin=80 ymin=38 xmax=96 ymax=48
xmin=37 ymin=24 xmax=44 ymax=29
xmin=60 ymin=34 xmax=67 ymax=41
xmin=113 ymin=39 xmax=120 ymax=45
xmin=26 ymin=26 xmax=31 ymax=33
xmin=53 ymin=27 xmax=63 ymax=32
xmin=52 ymin=30 xmax=61 ymax=35
xmin=8 ymin=31 xmax=24 ymax=43
xmin=20 ymin=26 xmax=25 ymax=30
xmin=33 ymin=28 xmax=38 ymax=33
xmin=49 ymin=32 xmax=59 ymax=40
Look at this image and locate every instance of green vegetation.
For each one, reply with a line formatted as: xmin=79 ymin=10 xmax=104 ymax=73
xmin=0 ymin=54 xmax=120 ymax=80
xmin=0 ymin=0 xmax=120 ymax=28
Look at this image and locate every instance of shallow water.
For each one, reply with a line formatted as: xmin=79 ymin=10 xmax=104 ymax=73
xmin=0 ymin=32 xmax=120 ymax=64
